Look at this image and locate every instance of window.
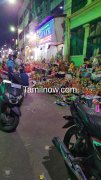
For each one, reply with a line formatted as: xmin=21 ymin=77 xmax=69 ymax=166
xmin=70 ymin=26 xmax=84 ymax=55
xmin=19 ymin=17 xmax=23 ymax=25
xmin=72 ymin=0 xmax=87 ymax=14
xmin=87 ymin=19 xmax=101 ymax=58
xmin=25 ymin=25 xmax=29 ymax=34
xmin=19 ymin=32 xmax=24 ymax=40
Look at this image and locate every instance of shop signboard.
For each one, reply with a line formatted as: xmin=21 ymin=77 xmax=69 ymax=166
xmin=37 ymin=19 xmax=54 ymax=45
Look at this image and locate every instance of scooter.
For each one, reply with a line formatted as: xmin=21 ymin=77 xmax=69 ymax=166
xmin=52 ymin=95 xmax=101 ymax=179
xmin=1 ymin=70 xmax=24 ymax=105
xmin=10 ymin=72 xmax=24 ymax=104
xmin=0 ymin=79 xmax=23 ymax=132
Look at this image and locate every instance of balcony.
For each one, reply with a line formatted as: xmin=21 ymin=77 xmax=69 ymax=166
xmin=71 ymin=0 xmax=87 ymax=14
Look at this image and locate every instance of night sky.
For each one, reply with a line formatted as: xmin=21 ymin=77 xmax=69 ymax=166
xmin=0 ymin=0 xmax=22 ymax=48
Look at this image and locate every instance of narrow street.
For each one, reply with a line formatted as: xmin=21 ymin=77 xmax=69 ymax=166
xmin=0 ymin=93 xmax=71 ymax=180
xmin=0 ymin=0 xmax=101 ymax=179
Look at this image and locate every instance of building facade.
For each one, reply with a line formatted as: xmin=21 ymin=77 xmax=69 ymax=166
xmin=18 ymin=0 xmax=32 ymax=51
xmin=18 ymin=0 xmax=65 ymax=61
xmin=64 ymin=0 xmax=101 ymax=66
xmin=34 ymin=15 xmax=65 ymax=61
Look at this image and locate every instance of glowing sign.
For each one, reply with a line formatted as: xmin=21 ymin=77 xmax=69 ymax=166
xmin=37 ymin=19 xmax=54 ymax=44
xmin=39 ymin=35 xmax=52 ymax=44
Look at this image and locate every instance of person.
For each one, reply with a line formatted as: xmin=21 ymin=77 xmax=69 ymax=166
xmin=7 ymin=54 xmax=15 ymax=70
xmin=19 ymin=63 xmax=25 ymax=75
xmin=70 ymin=61 xmax=75 ymax=72
xmin=0 ymin=65 xmax=3 ymax=83
xmin=92 ymin=57 xmax=98 ymax=66
xmin=0 ymin=55 xmax=2 ymax=64
xmin=20 ymin=69 xmax=29 ymax=96
xmin=84 ymin=57 xmax=88 ymax=63
xmin=15 ymin=55 xmax=22 ymax=68
xmin=2 ymin=61 xmax=6 ymax=71
xmin=7 ymin=54 xmax=15 ymax=80
xmin=86 ymin=61 xmax=92 ymax=73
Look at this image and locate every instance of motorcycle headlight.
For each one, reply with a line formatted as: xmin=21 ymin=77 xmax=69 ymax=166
xmin=18 ymin=95 xmax=22 ymax=99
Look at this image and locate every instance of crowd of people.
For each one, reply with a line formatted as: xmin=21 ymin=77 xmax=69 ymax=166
xmin=0 ymin=54 xmax=29 ymax=87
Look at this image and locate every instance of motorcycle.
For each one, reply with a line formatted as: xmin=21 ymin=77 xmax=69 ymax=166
xmin=10 ymin=72 xmax=24 ymax=104
xmin=0 ymin=79 xmax=23 ymax=132
xmin=1 ymin=70 xmax=24 ymax=105
xmin=52 ymin=95 xmax=101 ymax=179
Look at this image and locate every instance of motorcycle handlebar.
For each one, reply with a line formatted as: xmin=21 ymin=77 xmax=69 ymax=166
xmin=73 ymin=92 xmax=85 ymax=104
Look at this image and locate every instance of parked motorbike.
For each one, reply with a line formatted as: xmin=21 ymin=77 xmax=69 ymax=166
xmin=52 ymin=95 xmax=101 ymax=179
xmin=1 ymin=70 xmax=24 ymax=105
xmin=10 ymin=72 xmax=24 ymax=104
xmin=0 ymin=79 xmax=23 ymax=132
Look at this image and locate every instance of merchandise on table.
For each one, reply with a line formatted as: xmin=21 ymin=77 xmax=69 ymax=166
xmin=25 ymin=56 xmax=101 ymax=107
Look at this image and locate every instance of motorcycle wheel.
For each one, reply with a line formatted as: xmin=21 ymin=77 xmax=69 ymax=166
xmin=0 ymin=113 xmax=19 ymax=133
xmin=64 ymin=125 xmax=88 ymax=156
xmin=64 ymin=126 xmax=79 ymax=151
xmin=63 ymin=125 xmax=87 ymax=157
xmin=63 ymin=126 xmax=86 ymax=179
xmin=64 ymin=126 xmax=101 ymax=179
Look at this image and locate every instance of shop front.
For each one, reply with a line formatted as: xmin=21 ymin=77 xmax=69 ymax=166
xmin=25 ymin=19 xmax=38 ymax=62
xmin=35 ymin=16 xmax=65 ymax=62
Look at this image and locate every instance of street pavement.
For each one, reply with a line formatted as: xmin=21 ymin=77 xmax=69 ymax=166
xmin=0 ymin=93 xmax=73 ymax=180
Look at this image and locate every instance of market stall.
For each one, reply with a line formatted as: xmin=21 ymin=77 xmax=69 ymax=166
xmin=26 ymin=56 xmax=101 ymax=107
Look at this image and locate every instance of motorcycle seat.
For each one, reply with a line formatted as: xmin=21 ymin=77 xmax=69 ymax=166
xmin=76 ymin=102 xmax=101 ymax=138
